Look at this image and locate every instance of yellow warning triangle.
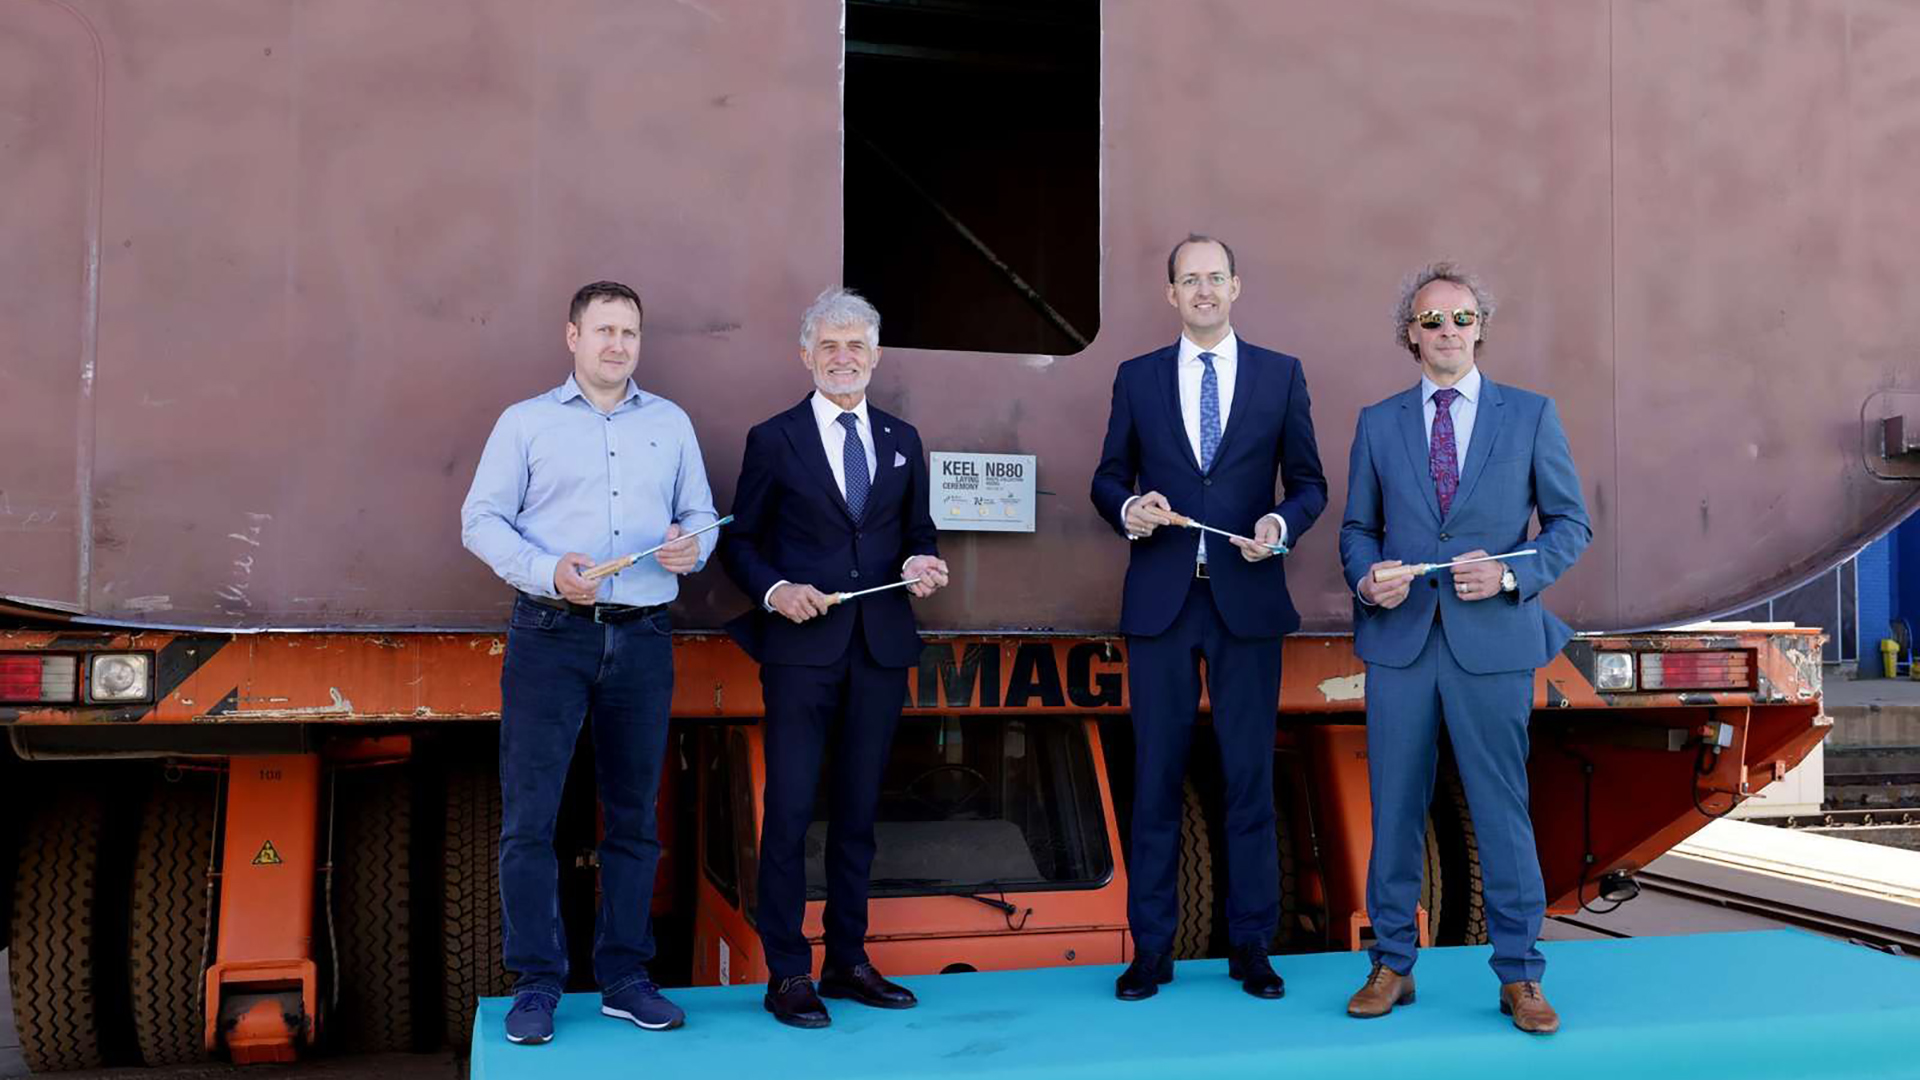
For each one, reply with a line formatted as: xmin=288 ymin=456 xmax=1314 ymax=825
xmin=251 ymin=840 xmax=284 ymax=866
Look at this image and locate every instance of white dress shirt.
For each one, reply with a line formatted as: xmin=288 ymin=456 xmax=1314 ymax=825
xmin=1122 ymin=329 xmax=1286 ymax=558
xmin=763 ymin=391 xmax=895 ymax=609
xmin=1177 ymin=330 xmax=1240 ymax=463
xmin=810 ymin=390 xmax=877 ymax=499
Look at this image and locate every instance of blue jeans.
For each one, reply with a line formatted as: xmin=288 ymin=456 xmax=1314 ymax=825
xmin=498 ymin=595 xmax=674 ymax=998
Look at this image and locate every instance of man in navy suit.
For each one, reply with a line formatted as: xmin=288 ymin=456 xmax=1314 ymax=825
xmin=1091 ymin=235 xmax=1328 ymax=1001
xmin=719 ymin=287 xmax=950 ymax=1029
xmin=1339 ymin=262 xmax=1590 ymax=1034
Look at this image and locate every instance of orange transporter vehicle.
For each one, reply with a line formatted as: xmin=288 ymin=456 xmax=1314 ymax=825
xmin=4 ymin=0 xmax=1918 ymax=1070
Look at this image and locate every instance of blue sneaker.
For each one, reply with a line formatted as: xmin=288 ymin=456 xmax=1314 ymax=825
xmin=601 ymin=977 xmax=686 ymax=1031
xmin=504 ymin=992 xmax=556 ymax=1045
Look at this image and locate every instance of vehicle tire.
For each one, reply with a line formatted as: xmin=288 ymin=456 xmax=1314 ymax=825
xmin=0 ymin=742 xmax=23 ymax=956
xmin=9 ymin=789 xmax=112 ymax=1071
xmin=1171 ymin=779 xmax=1215 ymax=960
xmin=329 ymin=766 xmax=415 ymax=1052
xmin=1423 ymin=761 xmax=1487 ymax=946
xmin=127 ymin=774 xmax=218 ymax=1065
xmin=1269 ymin=766 xmax=1302 ymax=952
xmin=441 ymin=758 xmax=510 ymax=1052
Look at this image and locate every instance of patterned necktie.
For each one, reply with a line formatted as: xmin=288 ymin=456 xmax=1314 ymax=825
xmin=838 ymin=412 xmax=869 ymax=521
xmin=1430 ymin=387 xmax=1461 ymax=516
xmin=1198 ymin=351 xmax=1222 ymax=472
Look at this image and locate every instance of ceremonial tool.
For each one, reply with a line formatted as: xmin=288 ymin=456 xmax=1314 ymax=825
xmin=582 ymin=515 xmax=735 ymax=581
xmin=1165 ymin=511 xmax=1289 ymax=555
xmin=829 ymin=576 xmax=926 ymax=605
xmin=1370 ymin=549 xmax=1539 ymax=586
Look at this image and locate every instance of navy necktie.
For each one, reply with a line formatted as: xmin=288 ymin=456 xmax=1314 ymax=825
xmin=838 ymin=412 xmax=869 ymax=521
xmin=1430 ymin=387 xmax=1461 ymax=516
xmin=1198 ymin=351 xmax=1222 ymax=472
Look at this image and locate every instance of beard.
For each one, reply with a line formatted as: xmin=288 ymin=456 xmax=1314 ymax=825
xmin=813 ymin=370 xmax=872 ymax=397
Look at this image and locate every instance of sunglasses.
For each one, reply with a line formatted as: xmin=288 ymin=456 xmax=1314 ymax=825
xmin=1416 ymin=308 xmax=1480 ymax=330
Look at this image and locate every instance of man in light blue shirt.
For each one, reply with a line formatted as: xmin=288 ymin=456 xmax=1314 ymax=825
xmin=461 ymin=280 xmax=717 ymax=1044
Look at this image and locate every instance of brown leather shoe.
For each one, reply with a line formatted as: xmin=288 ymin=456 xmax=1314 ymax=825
xmin=1499 ymin=981 xmax=1560 ymax=1034
xmin=1346 ymin=963 xmax=1416 ymax=1018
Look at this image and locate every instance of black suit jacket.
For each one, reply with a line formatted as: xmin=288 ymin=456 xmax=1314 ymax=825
xmin=1090 ymin=340 xmax=1328 ymax=639
xmin=721 ymin=395 xmax=939 ymax=668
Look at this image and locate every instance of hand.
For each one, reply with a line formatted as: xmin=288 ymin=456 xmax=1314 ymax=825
xmin=769 ymin=583 xmax=835 ymax=624
xmin=1233 ymin=516 xmax=1284 ymax=563
xmin=655 ymin=523 xmax=700 ymax=575
xmin=553 ymin=553 xmax=599 ymax=605
xmin=1359 ymin=560 xmax=1412 ymax=609
xmin=1125 ymin=491 xmax=1175 ymax=538
xmin=1450 ymin=550 xmax=1505 ymax=602
xmin=903 ymin=555 xmax=950 ymax=597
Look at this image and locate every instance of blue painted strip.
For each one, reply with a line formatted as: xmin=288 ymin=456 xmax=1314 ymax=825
xmin=472 ymin=931 xmax=1920 ymax=1080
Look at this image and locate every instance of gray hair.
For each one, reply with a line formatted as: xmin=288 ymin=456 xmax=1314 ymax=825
xmin=799 ymin=286 xmax=881 ymax=350
xmin=1393 ymin=260 xmax=1497 ymax=357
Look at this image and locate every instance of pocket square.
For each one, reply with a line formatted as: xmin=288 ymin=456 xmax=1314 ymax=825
xmin=893 ymin=451 xmax=907 ymax=468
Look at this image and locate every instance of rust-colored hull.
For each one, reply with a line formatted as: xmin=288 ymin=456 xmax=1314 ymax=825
xmin=4 ymin=0 xmax=1917 ymax=633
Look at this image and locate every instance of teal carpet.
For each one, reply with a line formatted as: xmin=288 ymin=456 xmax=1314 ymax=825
xmin=471 ymin=931 xmax=1920 ymax=1080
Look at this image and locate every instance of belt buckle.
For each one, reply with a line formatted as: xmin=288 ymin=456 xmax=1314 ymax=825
xmin=1195 ymin=562 xmax=1210 ymax=580
xmin=592 ymin=605 xmax=611 ymax=624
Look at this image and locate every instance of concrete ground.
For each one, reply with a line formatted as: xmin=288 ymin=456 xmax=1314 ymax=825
xmin=1821 ymin=667 xmax=1920 ymax=809
xmin=6 ymin=1053 xmax=459 ymax=1080
xmin=1822 ymin=666 xmax=1920 ymax=714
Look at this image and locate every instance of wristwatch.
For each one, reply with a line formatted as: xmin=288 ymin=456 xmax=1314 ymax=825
xmin=1500 ymin=568 xmax=1518 ymax=593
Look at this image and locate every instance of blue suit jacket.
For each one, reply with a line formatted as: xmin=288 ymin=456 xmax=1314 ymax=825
xmin=1090 ymin=340 xmax=1328 ymax=639
xmin=1338 ymin=379 xmax=1592 ymax=673
xmin=720 ymin=397 xmax=939 ymax=668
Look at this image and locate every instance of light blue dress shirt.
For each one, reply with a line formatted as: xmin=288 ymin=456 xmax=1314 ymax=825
xmin=1421 ymin=365 xmax=1482 ymax=462
xmin=461 ymin=375 xmax=718 ymax=605
xmin=1356 ymin=365 xmax=1484 ymax=605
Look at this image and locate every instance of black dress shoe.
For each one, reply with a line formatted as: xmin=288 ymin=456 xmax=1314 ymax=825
xmin=819 ymin=962 xmax=918 ymax=1009
xmin=1115 ymin=951 xmax=1174 ymax=1001
xmin=1227 ymin=943 xmax=1285 ymax=999
xmin=764 ymin=975 xmax=831 ymax=1029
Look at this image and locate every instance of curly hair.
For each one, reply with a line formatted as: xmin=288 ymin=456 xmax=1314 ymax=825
xmin=1393 ymin=261 xmax=1496 ymax=357
xmin=799 ymin=287 xmax=881 ymax=350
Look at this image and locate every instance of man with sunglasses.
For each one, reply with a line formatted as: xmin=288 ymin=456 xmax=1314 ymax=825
xmin=1338 ymin=262 xmax=1590 ymax=1034
xmin=1091 ymin=234 xmax=1327 ymax=1002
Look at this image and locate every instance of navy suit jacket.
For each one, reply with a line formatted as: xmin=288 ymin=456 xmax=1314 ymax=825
xmin=1338 ymin=378 xmax=1592 ymax=673
xmin=720 ymin=396 xmax=939 ymax=669
xmin=1090 ymin=340 xmax=1328 ymax=639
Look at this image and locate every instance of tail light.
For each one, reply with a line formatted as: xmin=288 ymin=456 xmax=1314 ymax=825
xmin=0 ymin=654 xmax=80 ymax=703
xmin=1640 ymin=651 xmax=1751 ymax=691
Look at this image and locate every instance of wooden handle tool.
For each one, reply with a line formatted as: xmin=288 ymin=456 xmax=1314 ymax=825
xmin=582 ymin=515 xmax=734 ymax=582
xmin=1165 ymin=511 xmax=1289 ymax=555
xmin=1370 ymin=548 xmax=1539 ymax=586
xmin=828 ymin=576 xmax=925 ymax=605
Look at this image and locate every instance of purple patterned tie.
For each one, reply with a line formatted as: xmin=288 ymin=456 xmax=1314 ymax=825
xmin=1430 ymin=387 xmax=1461 ymax=516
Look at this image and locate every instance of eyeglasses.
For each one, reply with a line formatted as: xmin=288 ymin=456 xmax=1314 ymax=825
xmin=1416 ymin=308 xmax=1479 ymax=330
xmin=1175 ymin=272 xmax=1231 ymax=289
